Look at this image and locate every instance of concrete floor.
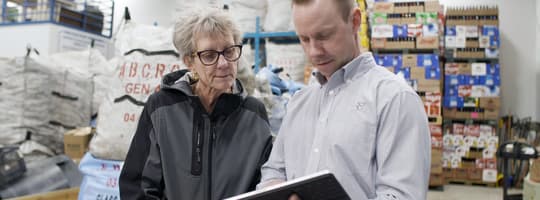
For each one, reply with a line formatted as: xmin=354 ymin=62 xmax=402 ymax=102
xmin=428 ymin=185 xmax=520 ymax=200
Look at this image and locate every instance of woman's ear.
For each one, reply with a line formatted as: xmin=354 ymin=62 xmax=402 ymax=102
xmin=183 ymin=55 xmax=193 ymax=70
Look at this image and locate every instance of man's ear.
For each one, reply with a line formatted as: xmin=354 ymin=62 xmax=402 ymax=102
xmin=351 ymin=8 xmax=361 ymax=33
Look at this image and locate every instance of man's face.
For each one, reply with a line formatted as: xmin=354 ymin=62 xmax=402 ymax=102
xmin=293 ymin=0 xmax=360 ymax=79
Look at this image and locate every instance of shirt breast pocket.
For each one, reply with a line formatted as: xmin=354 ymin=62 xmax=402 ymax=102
xmin=327 ymin=99 xmax=377 ymax=173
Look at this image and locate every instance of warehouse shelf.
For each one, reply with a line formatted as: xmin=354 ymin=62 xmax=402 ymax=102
xmin=242 ymin=16 xmax=297 ymax=73
xmin=0 ymin=0 xmax=114 ymax=38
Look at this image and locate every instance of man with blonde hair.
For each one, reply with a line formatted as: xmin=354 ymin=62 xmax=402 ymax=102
xmin=258 ymin=0 xmax=431 ymax=199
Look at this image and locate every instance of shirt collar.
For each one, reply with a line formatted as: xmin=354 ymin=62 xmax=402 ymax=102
xmin=314 ymin=52 xmax=376 ymax=86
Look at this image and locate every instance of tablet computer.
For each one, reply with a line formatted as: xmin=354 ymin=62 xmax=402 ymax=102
xmin=224 ymin=170 xmax=350 ymax=200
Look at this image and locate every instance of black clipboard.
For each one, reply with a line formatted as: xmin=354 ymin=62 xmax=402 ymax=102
xmin=224 ymin=170 xmax=350 ymax=200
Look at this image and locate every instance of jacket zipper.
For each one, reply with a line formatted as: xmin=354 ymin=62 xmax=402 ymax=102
xmin=207 ymin=123 xmax=215 ymax=200
xmin=191 ymin=120 xmax=203 ymax=176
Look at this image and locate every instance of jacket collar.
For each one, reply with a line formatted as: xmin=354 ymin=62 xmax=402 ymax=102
xmin=161 ymin=69 xmax=246 ymax=118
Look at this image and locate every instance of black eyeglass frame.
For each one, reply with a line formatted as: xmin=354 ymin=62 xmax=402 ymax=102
xmin=192 ymin=45 xmax=243 ymax=66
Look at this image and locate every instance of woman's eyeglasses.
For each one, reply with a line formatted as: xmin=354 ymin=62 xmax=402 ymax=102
xmin=192 ymin=45 xmax=242 ymax=66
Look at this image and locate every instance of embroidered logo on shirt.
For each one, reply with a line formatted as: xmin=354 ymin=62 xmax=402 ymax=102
xmin=355 ymin=102 xmax=366 ymax=111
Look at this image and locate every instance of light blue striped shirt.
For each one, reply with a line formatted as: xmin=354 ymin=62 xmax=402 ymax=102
xmin=258 ymin=53 xmax=431 ymax=200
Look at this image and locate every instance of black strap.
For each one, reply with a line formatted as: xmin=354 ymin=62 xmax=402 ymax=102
xmin=114 ymin=94 xmax=146 ymax=106
xmin=51 ymin=91 xmax=79 ymax=101
xmin=123 ymin=49 xmax=179 ymax=57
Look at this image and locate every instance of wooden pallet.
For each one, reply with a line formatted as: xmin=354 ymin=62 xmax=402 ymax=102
xmin=446 ymin=179 xmax=497 ymax=187
xmin=10 ymin=187 xmax=79 ymax=200
xmin=428 ymin=185 xmax=445 ymax=191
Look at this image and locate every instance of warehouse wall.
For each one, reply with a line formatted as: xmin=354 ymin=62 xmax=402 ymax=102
xmin=115 ymin=0 xmax=539 ymax=120
xmin=536 ymin=0 xmax=540 ymax=121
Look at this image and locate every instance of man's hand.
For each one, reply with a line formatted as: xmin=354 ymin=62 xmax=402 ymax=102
xmin=289 ymin=193 xmax=301 ymax=200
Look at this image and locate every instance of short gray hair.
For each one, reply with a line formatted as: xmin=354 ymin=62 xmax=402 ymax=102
xmin=173 ymin=7 xmax=242 ymax=60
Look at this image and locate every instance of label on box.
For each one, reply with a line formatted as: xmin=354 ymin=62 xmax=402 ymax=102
xmin=446 ymin=26 xmax=457 ymax=36
xmin=417 ymin=36 xmax=438 ymax=49
xmin=455 ymin=36 xmax=466 ymax=48
xmin=485 ymin=48 xmax=499 ymax=58
xmin=482 ymin=25 xmax=499 ymax=37
xmin=443 ymin=134 xmax=452 ymax=147
xmin=456 ymin=145 xmax=468 ymax=157
xmin=479 ymin=36 xmax=490 ymax=48
xmin=487 ymin=136 xmax=498 ymax=149
xmin=465 ymin=25 xmax=479 ymax=38
xmin=445 ymin=63 xmax=459 ymax=75
xmin=393 ymin=24 xmax=408 ymax=38
xmin=423 ymin=23 xmax=439 ymax=36
xmin=372 ymin=25 xmax=394 ymax=38
xmin=407 ymin=24 xmax=423 ymax=37
xmin=456 ymin=25 xmax=467 ymax=37
xmin=430 ymin=124 xmax=443 ymax=136
xmin=425 ymin=67 xmax=441 ymax=80
xmin=373 ymin=2 xmax=394 ymax=13
xmin=476 ymin=159 xmax=486 ymax=169
xmin=490 ymin=36 xmax=500 ymax=48
xmin=483 ymin=148 xmax=496 ymax=159
xmin=483 ymin=169 xmax=497 ymax=182
xmin=458 ymin=85 xmax=472 ymax=97
xmin=471 ymin=63 xmax=487 ymax=75
xmin=449 ymin=75 xmax=459 ymax=85
xmin=480 ymin=125 xmax=494 ymax=137
xmin=485 ymin=76 xmax=494 ymax=86
xmin=372 ymin=13 xmax=388 ymax=25
xmin=445 ymin=36 xmax=456 ymax=48
xmin=477 ymin=136 xmax=487 ymax=148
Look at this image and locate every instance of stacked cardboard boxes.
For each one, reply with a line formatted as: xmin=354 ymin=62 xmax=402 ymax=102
xmin=441 ymin=5 xmax=500 ymax=185
xmin=370 ymin=1 xmax=441 ymax=50
xmin=445 ymin=6 xmax=500 ymax=59
xmin=443 ymin=63 xmax=501 ymax=119
xmin=441 ymin=122 xmax=499 ymax=184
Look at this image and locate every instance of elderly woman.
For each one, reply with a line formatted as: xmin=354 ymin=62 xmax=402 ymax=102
xmin=119 ymin=8 xmax=273 ymax=200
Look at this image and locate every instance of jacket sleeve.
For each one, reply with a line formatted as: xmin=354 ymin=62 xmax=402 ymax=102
xmin=119 ymin=103 xmax=164 ymax=199
xmin=373 ymin=91 xmax=431 ymax=200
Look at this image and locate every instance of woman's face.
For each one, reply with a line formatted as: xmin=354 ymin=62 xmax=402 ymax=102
xmin=188 ymin=34 xmax=240 ymax=93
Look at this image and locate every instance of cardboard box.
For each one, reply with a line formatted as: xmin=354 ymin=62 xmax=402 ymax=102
xmin=64 ymin=127 xmax=93 ymax=160
xmin=458 ymin=63 xmax=472 ymax=75
xmin=429 ymin=173 xmax=444 ymax=185
xmin=455 ymin=168 xmax=469 ymax=179
xmin=443 ymin=168 xmax=454 ymax=179
xmin=484 ymin=108 xmax=499 ymax=120
xmin=469 ymin=168 xmax=483 ymax=181
xmin=393 ymin=2 xmax=409 ymax=13
xmin=410 ymin=67 xmax=425 ymax=80
xmin=400 ymin=17 xmax=417 ymax=25
xmin=402 ymin=54 xmax=417 ymax=67
xmin=432 ymin=148 xmax=443 ymax=163
xmin=479 ymin=97 xmax=501 ymax=109
xmin=465 ymin=39 xmax=479 ymax=48
xmin=409 ymin=3 xmax=424 ymax=12
xmin=430 ymin=124 xmax=443 ymax=137
xmin=424 ymin=1 xmax=440 ymax=12
xmin=431 ymin=165 xmax=443 ymax=174
xmin=417 ymin=79 xmax=441 ymax=92
xmin=371 ymin=38 xmax=386 ymax=49
xmin=416 ymin=36 xmax=439 ymax=49
xmin=373 ymin=2 xmax=394 ymax=13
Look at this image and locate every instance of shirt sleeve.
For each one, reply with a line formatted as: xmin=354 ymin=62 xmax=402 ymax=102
xmin=119 ymin=105 xmax=160 ymax=200
xmin=373 ymin=91 xmax=431 ymax=200
xmin=257 ymin=127 xmax=287 ymax=189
